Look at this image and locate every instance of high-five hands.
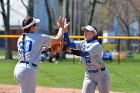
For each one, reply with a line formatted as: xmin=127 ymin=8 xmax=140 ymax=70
xmin=63 ymin=18 xmax=70 ymax=32
xmin=57 ymin=16 xmax=65 ymax=28
xmin=57 ymin=16 xmax=70 ymax=32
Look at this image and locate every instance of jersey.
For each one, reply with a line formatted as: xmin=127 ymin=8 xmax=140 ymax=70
xmin=17 ymin=33 xmax=51 ymax=65
xmin=64 ymin=32 xmax=110 ymax=93
xmin=73 ymin=39 xmax=105 ymax=75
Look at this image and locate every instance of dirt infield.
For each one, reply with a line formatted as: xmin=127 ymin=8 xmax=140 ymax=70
xmin=0 ymin=84 xmax=121 ymax=93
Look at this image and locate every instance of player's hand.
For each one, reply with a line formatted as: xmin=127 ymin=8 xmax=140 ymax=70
xmin=63 ymin=18 xmax=70 ymax=33
xmin=57 ymin=16 xmax=65 ymax=28
xmin=66 ymin=48 xmax=72 ymax=53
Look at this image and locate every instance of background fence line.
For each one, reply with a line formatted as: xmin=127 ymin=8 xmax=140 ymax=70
xmin=0 ymin=35 xmax=140 ymax=39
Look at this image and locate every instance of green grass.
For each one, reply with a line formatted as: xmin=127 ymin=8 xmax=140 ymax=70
xmin=0 ymin=49 xmax=18 ymax=56
xmin=0 ymin=60 xmax=17 ymax=84
xmin=37 ymin=61 xmax=84 ymax=88
xmin=133 ymin=52 xmax=140 ymax=59
xmin=105 ymin=60 xmax=140 ymax=93
xmin=0 ymin=59 xmax=140 ymax=93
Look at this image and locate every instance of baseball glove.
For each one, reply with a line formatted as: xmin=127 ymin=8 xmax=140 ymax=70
xmin=50 ymin=39 xmax=64 ymax=53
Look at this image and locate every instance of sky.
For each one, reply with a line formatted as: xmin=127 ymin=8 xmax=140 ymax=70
xmin=0 ymin=0 xmax=59 ymax=32
xmin=0 ymin=0 xmax=27 ymax=28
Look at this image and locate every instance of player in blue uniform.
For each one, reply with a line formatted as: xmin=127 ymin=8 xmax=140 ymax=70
xmin=14 ymin=16 xmax=65 ymax=93
xmin=63 ymin=21 xmax=110 ymax=93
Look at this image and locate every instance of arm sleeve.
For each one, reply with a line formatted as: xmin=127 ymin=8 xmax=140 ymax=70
xmin=71 ymin=49 xmax=89 ymax=57
xmin=64 ymin=32 xmax=76 ymax=49
xmin=41 ymin=34 xmax=52 ymax=48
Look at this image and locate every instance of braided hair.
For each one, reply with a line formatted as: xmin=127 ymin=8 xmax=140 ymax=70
xmin=22 ymin=17 xmax=34 ymax=61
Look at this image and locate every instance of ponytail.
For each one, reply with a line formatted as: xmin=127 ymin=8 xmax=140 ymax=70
xmin=21 ymin=17 xmax=33 ymax=62
xmin=22 ymin=32 xmax=26 ymax=61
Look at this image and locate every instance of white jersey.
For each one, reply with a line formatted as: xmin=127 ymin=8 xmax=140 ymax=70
xmin=17 ymin=33 xmax=51 ymax=65
xmin=74 ymin=39 xmax=105 ymax=71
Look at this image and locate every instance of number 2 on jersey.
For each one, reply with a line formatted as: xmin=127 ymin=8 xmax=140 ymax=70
xmin=18 ymin=40 xmax=33 ymax=54
xmin=85 ymin=56 xmax=91 ymax=63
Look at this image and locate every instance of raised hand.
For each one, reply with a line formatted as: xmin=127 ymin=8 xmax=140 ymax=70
xmin=57 ymin=16 xmax=65 ymax=28
xmin=63 ymin=18 xmax=70 ymax=32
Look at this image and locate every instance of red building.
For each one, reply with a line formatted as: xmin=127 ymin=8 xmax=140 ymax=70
xmin=0 ymin=26 xmax=22 ymax=50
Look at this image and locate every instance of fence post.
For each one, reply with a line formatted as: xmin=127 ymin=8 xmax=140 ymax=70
xmin=73 ymin=55 xmax=75 ymax=64
xmin=118 ymin=39 xmax=120 ymax=64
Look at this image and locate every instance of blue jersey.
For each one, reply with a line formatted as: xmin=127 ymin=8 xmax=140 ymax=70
xmin=74 ymin=40 xmax=105 ymax=70
xmin=64 ymin=32 xmax=105 ymax=73
xmin=17 ymin=33 xmax=51 ymax=65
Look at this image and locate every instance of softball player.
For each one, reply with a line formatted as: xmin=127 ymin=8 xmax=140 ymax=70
xmin=14 ymin=16 xmax=65 ymax=93
xmin=64 ymin=24 xmax=110 ymax=93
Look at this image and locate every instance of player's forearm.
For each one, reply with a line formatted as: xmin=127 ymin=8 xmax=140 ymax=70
xmin=55 ymin=27 xmax=63 ymax=39
xmin=64 ymin=32 xmax=76 ymax=49
xmin=51 ymin=28 xmax=63 ymax=44
xmin=66 ymin=48 xmax=89 ymax=57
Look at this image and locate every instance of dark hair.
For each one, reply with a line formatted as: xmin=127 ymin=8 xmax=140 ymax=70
xmin=92 ymin=26 xmax=98 ymax=40
xmin=22 ymin=16 xmax=33 ymax=33
xmin=22 ymin=16 xmax=33 ymax=62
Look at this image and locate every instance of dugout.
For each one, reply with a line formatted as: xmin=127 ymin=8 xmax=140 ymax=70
xmin=0 ymin=26 xmax=22 ymax=50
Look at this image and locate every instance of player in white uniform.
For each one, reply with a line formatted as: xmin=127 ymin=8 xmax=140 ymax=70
xmin=14 ymin=16 xmax=65 ymax=93
xmin=63 ymin=24 xmax=110 ymax=93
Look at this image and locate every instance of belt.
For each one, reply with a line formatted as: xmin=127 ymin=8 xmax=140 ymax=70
xmin=88 ymin=67 xmax=105 ymax=73
xmin=20 ymin=61 xmax=37 ymax=67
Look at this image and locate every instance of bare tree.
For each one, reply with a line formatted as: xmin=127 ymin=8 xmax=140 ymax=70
xmin=129 ymin=0 xmax=140 ymax=52
xmin=63 ymin=0 xmax=69 ymax=21
xmin=88 ymin=0 xmax=106 ymax=25
xmin=44 ymin=0 xmax=58 ymax=35
xmin=21 ymin=0 xmax=34 ymax=16
xmin=0 ymin=0 xmax=12 ymax=59
xmin=69 ymin=0 xmax=107 ymax=36
xmin=105 ymin=0 xmax=137 ymax=51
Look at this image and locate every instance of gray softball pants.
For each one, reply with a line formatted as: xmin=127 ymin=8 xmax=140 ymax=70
xmin=82 ymin=70 xmax=110 ymax=93
xmin=14 ymin=63 xmax=36 ymax=93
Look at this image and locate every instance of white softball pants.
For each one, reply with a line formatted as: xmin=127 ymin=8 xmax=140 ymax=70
xmin=14 ymin=63 xmax=36 ymax=93
xmin=82 ymin=70 xmax=110 ymax=93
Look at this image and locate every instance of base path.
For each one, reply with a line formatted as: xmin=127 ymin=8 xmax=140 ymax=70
xmin=0 ymin=84 xmax=121 ymax=93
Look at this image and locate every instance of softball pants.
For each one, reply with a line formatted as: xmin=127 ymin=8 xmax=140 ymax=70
xmin=14 ymin=62 xmax=36 ymax=93
xmin=82 ymin=70 xmax=110 ymax=93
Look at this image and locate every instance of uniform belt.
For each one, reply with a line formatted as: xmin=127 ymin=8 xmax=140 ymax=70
xmin=88 ymin=67 xmax=105 ymax=73
xmin=20 ymin=61 xmax=37 ymax=67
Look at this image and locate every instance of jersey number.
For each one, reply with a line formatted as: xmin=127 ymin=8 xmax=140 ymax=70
xmin=85 ymin=56 xmax=91 ymax=63
xmin=18 ymin=40 xmax=33 ymax=54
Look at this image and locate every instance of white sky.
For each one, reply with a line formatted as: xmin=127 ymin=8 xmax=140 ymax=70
xmin=0 ymin=0 xmax=27 ymax=28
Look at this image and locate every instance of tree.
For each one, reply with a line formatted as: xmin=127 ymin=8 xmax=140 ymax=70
xmin=63 ymin=0 xmax=70 ymax=21
xmin=93 ymin=4 xmax=111 ymax=44
xmin=0 ymin=0 xmax=12 ymax=59
xmin=129 ymin=0 xmax=140 ymax=52
xmin=67 ymin=0 xmax=107 ymax=36
xmin=44 ymin=0 xmax=58 ymax=35
xmin=21 ymin=0 xmax=34 ymax=16
xmin=88 ymin=0 xmax=106 ymax=25
xmin=21 ymin=0 xmax=59 ymax=35
xmin=105 ymin=0 xmax=137 ymax=51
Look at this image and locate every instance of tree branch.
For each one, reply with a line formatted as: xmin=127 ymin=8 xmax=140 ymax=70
xmin=96 ymin=0 xmax=106 ymax=4
xmin=129 ymin=0 xmax=139 ymax=16
xmin=0 ymin=0 xmax=7 ymax=18
xmin=21 ymin=0 xmax=28 ymax=11
xmin=103 ymin=2 xmax=127 ymax=35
